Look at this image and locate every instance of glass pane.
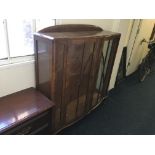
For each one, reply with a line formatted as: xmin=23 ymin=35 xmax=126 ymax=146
xmin=102 ymin=40 xmax=109 ymax=58
xmin=0 ymin=20 xmax=7 ymax=59
xmin=96 ymin=56 xmax=104 ymax=90
xmin=36 ymin=19 xmax=55 ymax=32
xmin=7 ymin=19 xmax=34 ymax=57
xmin=96 ymin=40 xmax=109 ymax=90
xmin=95 ymin=39 xmax=113 ymax=102
xmin=104 ymin=40 xmax=113 ymax=75
xmin=37 ymin=40 xmax=51 ymax=98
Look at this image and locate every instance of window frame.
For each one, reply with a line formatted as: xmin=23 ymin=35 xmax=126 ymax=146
xmin=0 ymin=19 xmax=56 ymax=66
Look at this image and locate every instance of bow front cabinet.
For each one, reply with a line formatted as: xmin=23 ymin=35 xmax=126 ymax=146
xmin=34 ymin=24 xmax=120 ymax=133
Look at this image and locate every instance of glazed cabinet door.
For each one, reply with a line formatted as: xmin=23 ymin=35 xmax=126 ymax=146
xmin=34 ymin=35 xmax=120 ymax=132
xmin=56 ymin=38 xmax=104 ymax=125
xmin=96 ymin=36 xmax=120 ymax=104
xmin=85 ymin=36 xmax=120 ymax=109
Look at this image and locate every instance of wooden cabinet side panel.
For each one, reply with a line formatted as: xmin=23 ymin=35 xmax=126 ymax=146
xmin=34 ymin=37 xmax=52 ymax=98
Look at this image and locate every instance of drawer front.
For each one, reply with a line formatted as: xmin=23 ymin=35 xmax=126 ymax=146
xmin=4 ymin=111 xmax=51 ymax=135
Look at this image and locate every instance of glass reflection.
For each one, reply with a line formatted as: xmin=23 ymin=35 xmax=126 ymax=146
xmin=0 ymin=117 xmax=16 ymax=131
xmin=96 ymin=39 xmax=113 ymax=101
xmin=17 ymin=108 xmax=37 ymax=120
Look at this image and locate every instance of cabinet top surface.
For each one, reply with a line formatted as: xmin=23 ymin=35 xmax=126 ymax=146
xmin=34 ymin=24 xmax=121 ymax=39
xmin=0 ymin=88 xmax=54 ymax=133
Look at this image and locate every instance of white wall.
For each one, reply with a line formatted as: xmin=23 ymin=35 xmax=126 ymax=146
xmin=109 ymin=19 xmax=133 ymax=89
xmin=0 ymin=19 xmax=131 ymax=97
xmin=127 ymin=19 xmax=155 ymax=75
xmin=56 ymin=19 xmax=114 ymax=30
xmin=0 ymin=61 xmax=35 ymax=97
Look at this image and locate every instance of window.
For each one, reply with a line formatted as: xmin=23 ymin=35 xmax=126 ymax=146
xmin=0 ymin=19 xmax=55 ymax=65
xmin=0 ymin=20 xmax=7 ymax=59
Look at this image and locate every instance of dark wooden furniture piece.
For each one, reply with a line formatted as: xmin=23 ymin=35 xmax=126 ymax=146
xmin=34 ymin=24 xmax=121 ymax=133
xmin=0 ymin=88 xmax=54 ymax=135
xmin=115 ymin=47 xmax=127 ymax=86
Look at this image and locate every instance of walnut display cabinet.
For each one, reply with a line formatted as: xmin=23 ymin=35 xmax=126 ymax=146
xmin=34 ymin=24 xmax=121 ymax=133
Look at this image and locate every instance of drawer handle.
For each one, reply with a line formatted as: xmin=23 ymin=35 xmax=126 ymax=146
xmin=18 ymin=126 xmax=32 ymax=135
